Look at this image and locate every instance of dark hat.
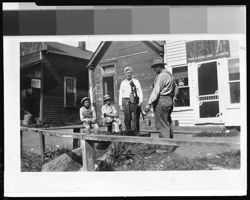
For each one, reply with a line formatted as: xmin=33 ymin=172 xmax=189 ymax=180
xmin=151 ymin=57 xmax=167 ymax=68
xmin=81 ymin=97 xmax=90 ymax=104
xmin=103 ymin=94 xmax=111 ymax=101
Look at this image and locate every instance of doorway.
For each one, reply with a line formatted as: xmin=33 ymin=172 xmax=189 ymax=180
xmin=197 ymin=61 xmax=220 ymax=121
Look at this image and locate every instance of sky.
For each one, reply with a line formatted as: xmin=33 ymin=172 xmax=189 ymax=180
xmin=61 ymin=40 xmax=101 ymax=52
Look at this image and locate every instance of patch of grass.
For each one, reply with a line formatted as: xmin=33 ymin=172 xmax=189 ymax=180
xmin=159 ymin=149 xmax=240 ymax=170
xmin=193 ymin=128 xmax=240 ymax=137
xmin=112 ymin=143 xmax=240 ymax=171
xmin=21 ymin=146 xmax=73 ymax=172
xmin=21 ymin=151 xmax=43 ymax=172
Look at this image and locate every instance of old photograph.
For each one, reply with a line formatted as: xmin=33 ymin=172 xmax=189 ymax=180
xmin=20 ymin=39 xmax=242 ymax=172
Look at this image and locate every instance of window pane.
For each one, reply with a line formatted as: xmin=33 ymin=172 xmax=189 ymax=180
xmin=65 ymin=77 xmax=76 ymax=107
xmin=103 ymin=76 xmax=114 ymax=102
xmin=102 ymin=65 xmax=115 ymax=74
xmin=66 ymin=93 xmax=75 ymax=106
xmin=173 ymin=66 xmax=188 ymax=86
xmin=199 ymin=101 xmax=219 ymax=118
xmin=66 ymin=79 xmax=74 ymax=92
xmin=175 ymin=87 xmax=190 ymax=107
xmin=228 ymin=58 xmax=240 ymax=81
xmin=230 ymin=82 xmax=240 ymax=103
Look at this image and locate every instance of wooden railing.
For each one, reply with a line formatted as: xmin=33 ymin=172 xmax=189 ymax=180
xmin=20 ymin=126 xmax=240 ymax=171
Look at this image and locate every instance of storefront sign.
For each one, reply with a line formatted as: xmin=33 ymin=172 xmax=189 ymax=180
xmin=31 ymin=78 xmax=41 ymax=88
xmin=186 ymin=40 xmax=230 ymax=63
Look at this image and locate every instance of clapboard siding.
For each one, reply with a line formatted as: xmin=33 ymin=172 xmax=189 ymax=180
xmin=229 ymin=40 xmax=239 ymax=58
xmin=165 ymin=40 xmax=187 ymax=66
xmin=42 ymin=53 xmax=89 ymax=123
xmin=172 ymin=109 xmax=196 ymax=126
xmin=223 ymin=107 xmax=241 ymax=126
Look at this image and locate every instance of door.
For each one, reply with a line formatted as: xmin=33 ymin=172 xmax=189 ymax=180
xmin=197 ymin=61 xmax=221 ymax=123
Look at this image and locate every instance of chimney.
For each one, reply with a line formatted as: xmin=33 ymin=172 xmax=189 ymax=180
xmin=78 ymin=41 xmax=86 ymax=51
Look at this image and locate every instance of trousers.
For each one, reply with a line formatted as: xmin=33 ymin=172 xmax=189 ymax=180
xmin=122 ymin=98 xmax=140 ymax=132
xmin=153 ymin=96 xmax=174 ymax=138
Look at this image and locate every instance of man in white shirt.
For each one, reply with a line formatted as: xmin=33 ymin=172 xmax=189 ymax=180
xmin=119 ymin=66 xmax=143 ymax=133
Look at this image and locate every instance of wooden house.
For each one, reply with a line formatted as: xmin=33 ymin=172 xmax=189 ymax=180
xmin=20 ymin=42 xmax=93 ymax=124
xmin=87 ymin=40 xmax=242 ymax=129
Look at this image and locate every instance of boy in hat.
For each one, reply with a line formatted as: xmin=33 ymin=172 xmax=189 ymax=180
xmin=101 ymin=94 xmax=121 ymax=134
xmin=144 ymin=56 xmax=178 ymax=138
xmin=79 ymin=97 xmax=99 ymax=134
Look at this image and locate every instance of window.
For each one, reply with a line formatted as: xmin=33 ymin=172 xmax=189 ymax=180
xmin=64 ymin=76 xmax=76 ymax=107
xmin=103 ymin=76 xmax=114 ymax=102
xmin=172 ymin=66 xmax=190 ymax=107
xmin=228 ymin=58 xmax=240 ymax=103
xmin=101 ymin=64 xmax=115 ymax=103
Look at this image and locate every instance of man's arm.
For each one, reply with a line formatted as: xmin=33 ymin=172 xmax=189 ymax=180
xmin=118 ymin=81 xmax=124 ymax=107
xmin=148 ymin=74 xmax=165 ymax=105
xmin=136 ymin=79 xmax=143 ymax=105
xmin=91 ymin=107 xmax=97 ymax=122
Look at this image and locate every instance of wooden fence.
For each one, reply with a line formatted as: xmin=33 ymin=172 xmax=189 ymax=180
xmin=20 ymin=126 xmax=240 ymax=171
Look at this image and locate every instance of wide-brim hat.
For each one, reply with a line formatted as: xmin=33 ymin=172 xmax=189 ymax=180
xmin=81 ymin=97 xmax=90 ymax=104
xmin=151 ymin=56 xmax=167 ymax=68
xmin=103 ymin=94 xmax=111 ymax=101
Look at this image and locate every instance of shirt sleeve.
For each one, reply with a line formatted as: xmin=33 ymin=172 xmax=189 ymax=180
xmin=79 ymin=108 xmax=84 ymax=122
xmin=135 ymin=79 xmax=143 ymax=104
xmin=148 ymin=73 xmax=167 ymax=104
xmin=112 ymin=105 xmax=117 ymax=115
xmin=119 ymin=81 xmax=124 ymax=106
xmin=91 ymin=107 xmax=97 ymax=121
xmin=79 ymin=107 xmax=88 ymax=122
xmin=101 ymin=105 xmax=106 ymax=118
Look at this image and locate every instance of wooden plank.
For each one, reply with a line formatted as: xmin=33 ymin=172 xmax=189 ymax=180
xmin=20 ymin=126 xmax=83 ymax=139
xmin=81 ymin=140 xmax=95 ymax=171
xmin=82 ymin=134 xmax=240 ymax=148
xmin=20 ymin=130 xmax=23 ymax=157
xmin=39 ymin=131 xmax=46 ymax=164
xmin=73 ymin=128 xmax=81 ymax=149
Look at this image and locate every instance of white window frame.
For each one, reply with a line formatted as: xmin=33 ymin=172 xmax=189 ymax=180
xmin=171 ymin=64 xmax=191 ymax=109
xmin=64 ymin=76 xmax=77 ymax=107
xmin=227 ymin=57 xmax=240 ymax=105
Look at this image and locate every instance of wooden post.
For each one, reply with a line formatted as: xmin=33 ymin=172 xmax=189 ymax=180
xmin=39 ymin=131 xmax=45 ymax=163
xmin=81 ymin=139 xmax=95 ymax=171
xmin=39 ymin=60 xmax=44 ymax=122
xmin=20 ymin=130 xmax=23 ymax=157
xmin=73 ymin=128 xmax=81 ymax=149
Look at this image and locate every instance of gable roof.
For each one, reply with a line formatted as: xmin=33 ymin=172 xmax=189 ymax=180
xmin=87 ymin=41 xmax=164 ymax=70
xmin=45 ymin=42 xmax=93 ymax=60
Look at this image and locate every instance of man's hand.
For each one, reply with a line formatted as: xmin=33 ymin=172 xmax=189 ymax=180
xmin=119 ymin=105 xmax=124 ymax=111
xmin=145 ymin=104 xmax=151 ymax=113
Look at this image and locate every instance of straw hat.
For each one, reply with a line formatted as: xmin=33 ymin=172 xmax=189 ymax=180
xmin=81 ymin=97 xmax=90 ymax=104
xmin=124 ymin=66 xmax=133 ymax=74
xmin=103 ymin=94 xmax=111 ymax=101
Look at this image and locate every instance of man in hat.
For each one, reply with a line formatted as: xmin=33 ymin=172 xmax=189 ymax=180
xmin=119 ymin=66 xmax=143 ymax=133
xmin=101 ymin=94 xmax=121 ymax=134
xmin=144 ymin=57 xmax=178 ymax=138
xmin=79 ymin=97 xmax=99 ymax=134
